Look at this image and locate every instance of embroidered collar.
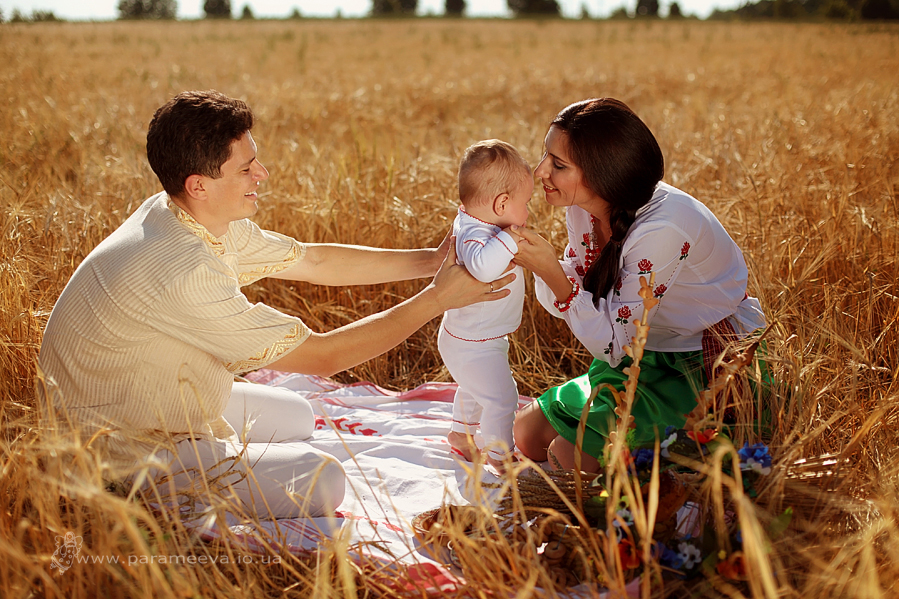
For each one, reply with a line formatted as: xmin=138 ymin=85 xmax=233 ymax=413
xmin=458 ymin=206 xmax=501 ymax=229
xmin=166 ymin=196 xmax=226 ymax=257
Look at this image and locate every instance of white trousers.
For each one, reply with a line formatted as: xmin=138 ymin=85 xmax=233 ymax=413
xmin=150 ymin=382 xmax=346 ymax=518
xmin=437 ymin=328 xmax=519 ymax=460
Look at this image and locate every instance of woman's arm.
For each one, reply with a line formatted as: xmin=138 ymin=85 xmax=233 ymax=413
xmin=538 ymin=222 xmax=695 ymax=366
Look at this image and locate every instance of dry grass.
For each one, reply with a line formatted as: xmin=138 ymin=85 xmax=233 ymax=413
xmin=1 ymin=17 xmax=897 ymax=598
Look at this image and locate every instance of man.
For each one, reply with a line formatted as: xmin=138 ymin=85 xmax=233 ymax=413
xmin=38 ymin=90 xmax=513 ymax=518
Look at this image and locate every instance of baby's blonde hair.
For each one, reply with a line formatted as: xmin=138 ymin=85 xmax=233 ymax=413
xmin=458 ymin=140 xmax=530 ymax=208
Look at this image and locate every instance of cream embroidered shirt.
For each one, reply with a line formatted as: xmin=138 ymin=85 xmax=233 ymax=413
xmin=39 ymin=192 xmax=310 ymax=464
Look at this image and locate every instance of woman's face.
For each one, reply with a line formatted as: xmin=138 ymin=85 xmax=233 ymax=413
xmin=534 ymin=125 xmax=603 ymax=210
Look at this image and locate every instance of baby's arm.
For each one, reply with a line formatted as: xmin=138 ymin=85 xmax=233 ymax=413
xmin=457 ymin=228 xmax=519 ymax=283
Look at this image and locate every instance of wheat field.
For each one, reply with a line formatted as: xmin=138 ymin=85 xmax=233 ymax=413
xmin=1 ymin=18 xmax=897 ymax=598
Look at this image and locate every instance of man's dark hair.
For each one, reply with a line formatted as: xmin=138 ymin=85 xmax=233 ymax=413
xmin=147 ymin=90 xmax=254 ymax=198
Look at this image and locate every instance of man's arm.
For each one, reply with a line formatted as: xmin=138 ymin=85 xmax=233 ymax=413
xmin=271 ymin=233 xmax=451 ymax=286
xmin=267 ymin=241 xmax=514 ymax=377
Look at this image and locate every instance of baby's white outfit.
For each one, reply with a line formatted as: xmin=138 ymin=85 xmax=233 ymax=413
xmin=438 ymin=208 xmax=525 ymax=460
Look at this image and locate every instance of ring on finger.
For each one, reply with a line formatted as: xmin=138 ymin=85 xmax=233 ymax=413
xmin=489 ymin=283 xmax=494 ymax=292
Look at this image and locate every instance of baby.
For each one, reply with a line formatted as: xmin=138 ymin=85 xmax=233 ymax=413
xmin=437 ymin=139 xmax=532 ymax=471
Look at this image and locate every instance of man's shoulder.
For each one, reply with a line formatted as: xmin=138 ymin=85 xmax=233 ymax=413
xmin=85 ymin=193 xmax=215 ymax=278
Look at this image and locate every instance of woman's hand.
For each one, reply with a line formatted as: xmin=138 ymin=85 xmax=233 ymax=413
xmin=509 ymin=226 xmax=562 ymax=277
xmin=511 ymin=226 xmax=575 ymax=301
xmin=430 ymin=237 xmax=515 ymax=312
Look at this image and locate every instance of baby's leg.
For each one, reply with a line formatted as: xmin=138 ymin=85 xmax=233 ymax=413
xmin=449 ymin=383 xmax=484 ymax=461
xmin=472 ymin=349 xmax=519 ymax=468
xmin=445 ymin=336 xmax=519 ymax=469
xmin=439 ymin=328 xmax=483 ymax=462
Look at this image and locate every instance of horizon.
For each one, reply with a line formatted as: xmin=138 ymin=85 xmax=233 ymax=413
xmin=0 ymin=0 xmax=743 ymax=21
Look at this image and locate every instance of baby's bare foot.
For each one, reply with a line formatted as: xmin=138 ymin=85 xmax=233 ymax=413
xmin=448 ymin=431 xmax=478 ymax=462
xmin=487 ymin=453 xmax=518 ymax=474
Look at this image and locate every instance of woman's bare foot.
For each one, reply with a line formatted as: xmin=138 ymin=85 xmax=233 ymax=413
xmin=448 ymin=431 xmax=478 ymax=462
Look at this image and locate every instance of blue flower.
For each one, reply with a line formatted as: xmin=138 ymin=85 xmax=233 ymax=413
xmin=654 ymin=542 xmax=685 ymax=570
xmin=631 ymin=448 xmax=655 ymax=470
xmin=738 ymin=442 xmax=772 ymax=475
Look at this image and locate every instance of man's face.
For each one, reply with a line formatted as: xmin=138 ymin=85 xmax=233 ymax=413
xmin=203 ymin=131 xmax=269 ymax=223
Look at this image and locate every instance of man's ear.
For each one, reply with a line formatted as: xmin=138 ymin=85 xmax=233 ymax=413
xmin=492 ymin=192 xmax=509 ymax=217
xmin=183 ymin=174 xmax=207 ymax=201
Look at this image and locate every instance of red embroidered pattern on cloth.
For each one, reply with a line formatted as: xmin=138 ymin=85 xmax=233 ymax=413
xmin=575 ymin=215 xmax=602 ymax=277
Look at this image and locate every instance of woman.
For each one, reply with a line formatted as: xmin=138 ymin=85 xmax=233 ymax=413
xmin=512 ymin=98 xmax=766 ymax=472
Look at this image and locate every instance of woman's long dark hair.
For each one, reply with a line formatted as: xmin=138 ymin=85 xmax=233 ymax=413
xmin=552 ymin=98 xmax=664 ymax=304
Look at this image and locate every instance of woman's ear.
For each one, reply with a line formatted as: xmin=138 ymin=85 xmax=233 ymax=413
xmin=493 ymin=192 xmax=509 ymax=217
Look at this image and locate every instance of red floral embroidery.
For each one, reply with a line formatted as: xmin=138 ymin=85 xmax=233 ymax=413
xmin=638 ymin=258 xmax=653 ymax=274
xmin=654 ymin=284 xmax=667 ymax=298
xmin=613 ymin=277 xmax=623 ymax=296
xmin=615 ymin=305 xmax=632 ymax=324
xmin=567 ymin=247 xmax=577 ymax=258
xmin=680 ymin=242 xmax=690 ymax=260
xmin=580 ymin=217 xmax=602 ymax=270
xmin=575 ymin=264 xmax=585 ymax=277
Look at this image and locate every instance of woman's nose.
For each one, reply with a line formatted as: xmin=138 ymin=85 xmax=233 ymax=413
xmin=534 ymin=156 xmax=549 ymax=179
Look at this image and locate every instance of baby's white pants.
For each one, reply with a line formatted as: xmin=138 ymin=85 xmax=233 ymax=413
xmin=437 ymin=328 xmax=519 ymax=460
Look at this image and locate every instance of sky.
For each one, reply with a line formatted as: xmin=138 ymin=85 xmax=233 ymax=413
xmin=0 ymin=0 xmax=743 ymax=21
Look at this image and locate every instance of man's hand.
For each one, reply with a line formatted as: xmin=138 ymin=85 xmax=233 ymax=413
xmin=267 ymin=237 xmax=516 ymax=379
xmin=429 ymin=237 xmax=516 ymax=312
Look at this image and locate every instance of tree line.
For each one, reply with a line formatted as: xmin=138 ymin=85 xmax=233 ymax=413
xmin=1 ymin=0 xmax=895 ymax=23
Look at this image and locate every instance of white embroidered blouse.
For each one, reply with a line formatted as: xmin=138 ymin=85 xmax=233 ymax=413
xmin=534 ymin=183 xmax=766 ymax=367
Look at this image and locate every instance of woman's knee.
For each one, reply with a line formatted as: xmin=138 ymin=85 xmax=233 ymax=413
xmin=513 ymin=402 xmax=554 ymax=461
xmin=547 ymin=436 xmax=601 ymax=473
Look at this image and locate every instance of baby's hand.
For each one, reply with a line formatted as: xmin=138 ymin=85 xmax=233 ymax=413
xmin=502 ymin=226 xmax=523 ymax=251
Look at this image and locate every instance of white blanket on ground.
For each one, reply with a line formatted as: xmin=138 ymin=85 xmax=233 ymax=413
xmin=195 ymin=369 xmax=635 ymax=596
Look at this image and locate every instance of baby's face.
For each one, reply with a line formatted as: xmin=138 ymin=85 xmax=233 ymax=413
xmin=496 ymin=170 xmax=534 ymax=228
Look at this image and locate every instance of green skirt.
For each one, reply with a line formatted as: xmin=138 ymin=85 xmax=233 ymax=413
xmin=536 ymin=350 xmax=706 ymax=458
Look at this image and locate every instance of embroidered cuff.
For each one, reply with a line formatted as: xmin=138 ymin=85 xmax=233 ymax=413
xmin=553 ymin=277 xmax=580 ymax=313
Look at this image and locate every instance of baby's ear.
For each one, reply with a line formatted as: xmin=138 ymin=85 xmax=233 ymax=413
xmin=493 ymin=192 xmax=509 ymax=216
